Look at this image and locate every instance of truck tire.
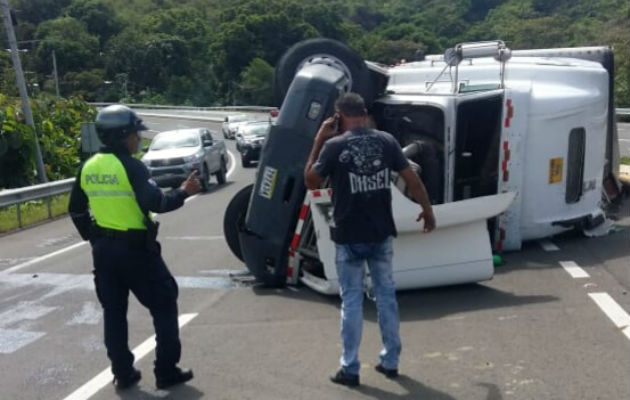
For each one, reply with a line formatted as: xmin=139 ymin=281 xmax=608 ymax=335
xmin=223 ymin=184 xmax=253 ymax=262
xmin=273 ymin=38 xmax=374 ymax=107
xmin=215 ymin=158 xmax=227 ymax=184
xmin=241 ymin=155 xmax=251 ymax=168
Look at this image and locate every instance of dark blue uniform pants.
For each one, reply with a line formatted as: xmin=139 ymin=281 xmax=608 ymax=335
xmin=91 ymin=237 xmax=180 ymax=377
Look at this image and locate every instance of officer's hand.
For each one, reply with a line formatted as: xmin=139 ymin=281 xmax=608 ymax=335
xmin=181 ymin=171 xmax=201 ymax=195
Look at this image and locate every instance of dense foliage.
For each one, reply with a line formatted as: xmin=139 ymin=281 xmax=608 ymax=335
xmin=1 ymin=0 xmax=628 ymax=108
xmin=0 ymin=95 xmax=96 ymax=188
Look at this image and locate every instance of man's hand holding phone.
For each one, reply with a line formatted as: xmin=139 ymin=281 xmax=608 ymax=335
xmin=315 ymin=113 xmax=340 ymax=144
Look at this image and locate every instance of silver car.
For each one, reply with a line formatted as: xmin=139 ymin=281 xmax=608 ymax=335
xmin=141 ymin=128 xmax=227 ymax=191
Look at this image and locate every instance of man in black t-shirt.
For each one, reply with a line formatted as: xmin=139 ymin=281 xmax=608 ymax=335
xmin=305 ymin=93 xmax=436 ymax=387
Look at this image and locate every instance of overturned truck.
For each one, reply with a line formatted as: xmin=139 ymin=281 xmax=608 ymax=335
xmin=224 ymin=38 xmax=620 ymax=294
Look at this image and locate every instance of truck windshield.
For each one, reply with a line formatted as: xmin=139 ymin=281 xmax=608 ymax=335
xmin=150 ymin=131 xmax=200 ymax=150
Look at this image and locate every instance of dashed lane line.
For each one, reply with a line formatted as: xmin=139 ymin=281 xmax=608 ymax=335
xmin=559 ymin=261 xmax=590 ymax=279
xmin=588 ymin=293 xmax=630 ymax=341
xmin=61 ymin=313 xmax=198 ymax=400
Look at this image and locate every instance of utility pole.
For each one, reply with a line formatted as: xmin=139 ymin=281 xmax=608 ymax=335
xmin=52 ymin=49 xmax=59 ymax=98
xmin=1 ymin=0 xmax=47 ymax=183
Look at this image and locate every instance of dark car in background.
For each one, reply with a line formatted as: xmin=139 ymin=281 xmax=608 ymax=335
xmin=235 ymin=121 xmax=271 ymax=167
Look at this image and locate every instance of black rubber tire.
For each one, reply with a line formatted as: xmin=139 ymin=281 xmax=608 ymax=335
xmin=223 ymin=184 xmax=253 ymax=262
xmin=241 ymin=155 xmax=251 ymax=168
xmin=215 ymin=158 xmax=227 ymax=184
xmin=200 ymin=165 xmax=210 ymax=192
xmin=273 ymin=38 xmax=374 ymax=107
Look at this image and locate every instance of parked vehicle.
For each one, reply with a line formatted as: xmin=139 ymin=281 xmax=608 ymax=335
xmin=142 ymin=128 xmax=227 ymax=192
xmin=222 ymin=114 xmax=253 ymax=139
xmin=235 ymin=121 xmax=271 ymax=167
xmin=224 ymin=38 xmax=620 ymax=293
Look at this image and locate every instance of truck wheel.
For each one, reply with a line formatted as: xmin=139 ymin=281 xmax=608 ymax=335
xmin=215 ymin=159 xmax=227 ymax=184
xmin=223 ymin=184 xmax=253 ymax=262
xmin=273 ymin=38 xmax=374 ymax=107
xmin=200 ymin=165 xmax=210 ymax=192
xmin=241 ymin=155 xmax=251 ymax=168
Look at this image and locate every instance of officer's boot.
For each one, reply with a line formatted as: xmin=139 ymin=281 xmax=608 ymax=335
xmin=113 ymin=368 xmax=141 ymax=390
xmin=155 ymin=367 xmax=194 ymax=389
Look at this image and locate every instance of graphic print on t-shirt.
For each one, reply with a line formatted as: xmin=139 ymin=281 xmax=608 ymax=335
xmin=338 ymin=135 xmax=390 ymax=194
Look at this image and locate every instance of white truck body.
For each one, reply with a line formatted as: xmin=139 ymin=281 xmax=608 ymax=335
xmin=288 ymin=42 xmax=617 ymax=294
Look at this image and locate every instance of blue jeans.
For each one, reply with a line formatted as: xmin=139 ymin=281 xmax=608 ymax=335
xmin=335 ymin=236 xmax=401 ymax=376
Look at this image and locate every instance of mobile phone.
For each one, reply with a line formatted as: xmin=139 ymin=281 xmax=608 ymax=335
xmin=332 ymin=114 xmax=340 ymax=132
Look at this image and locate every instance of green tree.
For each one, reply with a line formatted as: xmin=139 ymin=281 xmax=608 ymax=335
xmin=237 ymin=57 xmax=273 ymax=105
xmin=65 ymin=0 xmax=123 ymax=46
xmin=34 ymin=17 xmax=100 ymax=77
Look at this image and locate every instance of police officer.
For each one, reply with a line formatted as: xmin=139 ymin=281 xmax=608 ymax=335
xmin=69 ymin=105 xmax=201 ymax=390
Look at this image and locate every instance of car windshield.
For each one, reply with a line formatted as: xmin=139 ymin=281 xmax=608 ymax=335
xmin=241 ymin=124 xmax=270 ymax=137
xmin=150 ymin=131 xmax=200 ymax=150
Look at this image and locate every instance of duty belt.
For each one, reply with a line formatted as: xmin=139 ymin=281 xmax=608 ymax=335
xmin=91 ymin=225 xmax=148 ymax=241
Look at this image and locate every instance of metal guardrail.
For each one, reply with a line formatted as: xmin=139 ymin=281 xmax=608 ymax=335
xmin=618 ymin=108 xmax=630 ymax=116
xmin=89 ymin=103 xmax=274 ymax=113
xmin=0 ymin=178 xmax=75 ymax=229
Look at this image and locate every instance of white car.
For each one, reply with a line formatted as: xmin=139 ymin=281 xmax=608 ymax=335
xmin=222 ymin=114 xmax=252 ymax=139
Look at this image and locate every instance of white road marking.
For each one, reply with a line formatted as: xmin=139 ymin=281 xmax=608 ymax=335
xmin=588 ymin=292 xmax=630 ymax=341
xmin=67 ymin=302 xmax=102 ymax=326
xmin=61 ymin=313 xmax=198 ymax=400
xmin=164 ymin=235 xmax=224 ymax=240
xmin=559 ymin=261 xmax=590 ymax=278
xmin=539 ymin=240 xmax=559 ymax=251
xmin=0 ymin=241 xmax=87 ymax=275
xmin=0 ymin=328 xmax=45 ymax=354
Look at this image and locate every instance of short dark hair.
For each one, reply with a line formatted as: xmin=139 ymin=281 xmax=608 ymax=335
xmin=335 ymin=92 xmax=366 ymax=117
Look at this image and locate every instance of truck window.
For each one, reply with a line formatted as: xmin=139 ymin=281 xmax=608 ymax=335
xmin=454 ymin=95 xmax=503 ymax=201
xmin=566 ymin=128 xmax=585 ymax=204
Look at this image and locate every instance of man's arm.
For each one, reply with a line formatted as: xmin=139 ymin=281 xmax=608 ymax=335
xmin=304 ymin=116 xmax=337 ymax=190
xmin=399 ymin=167 xmax=436 ymax=232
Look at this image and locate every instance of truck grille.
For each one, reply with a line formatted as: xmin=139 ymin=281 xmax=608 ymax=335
xmin=150 ymin=158 xmax=185 ymax=167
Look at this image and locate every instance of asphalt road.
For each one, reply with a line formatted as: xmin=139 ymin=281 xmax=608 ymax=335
xmin=0 ymin=116 xmax=628 ymax=400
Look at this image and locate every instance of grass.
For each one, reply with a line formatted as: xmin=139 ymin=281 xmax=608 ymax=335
xmin=621 ymin=156 xmax=630 ymax=165
xmin=0 ymin=193 xmax=70 ymax=234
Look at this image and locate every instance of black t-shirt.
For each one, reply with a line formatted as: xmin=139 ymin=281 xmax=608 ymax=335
xmin=313 ymin=127 xmax=409 ymax=244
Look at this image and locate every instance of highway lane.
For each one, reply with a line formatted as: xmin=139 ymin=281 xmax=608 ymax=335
xmin=0 ymin=115 xmax=628 ymax=399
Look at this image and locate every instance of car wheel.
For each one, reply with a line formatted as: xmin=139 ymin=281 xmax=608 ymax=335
xmin=273 ymin=38 xmax=375 ymax=107
xmin=223 ymin=184 xmax=253 ymax=262
xmin=200 ymin=165 xmax=210 ymax=192
xmin=215 ymin=159 xmax=227 ymax=184
xmin=241 ymin=155 xmax=251 ymax=168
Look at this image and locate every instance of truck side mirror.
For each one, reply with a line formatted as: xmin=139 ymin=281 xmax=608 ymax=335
xmin=142 ymin=145 xmax=150 ymax=153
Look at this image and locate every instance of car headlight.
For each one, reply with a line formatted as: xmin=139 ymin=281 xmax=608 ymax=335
xmin=183 ymin=153 xmax=203 ymax=163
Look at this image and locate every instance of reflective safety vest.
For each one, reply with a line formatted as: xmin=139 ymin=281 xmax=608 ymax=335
xmin=81 ymin=153 xmax=146 ymax=231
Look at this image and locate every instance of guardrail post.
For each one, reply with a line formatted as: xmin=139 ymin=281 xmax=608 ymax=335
xmin=46 ymin=196 xmax=52 ymax=219
xmin=16 ymin=202 xmax=22 ymax=228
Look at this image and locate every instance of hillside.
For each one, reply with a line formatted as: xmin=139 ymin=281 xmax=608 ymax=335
xmin=1 ymin=0 xmax=628 ymax=106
